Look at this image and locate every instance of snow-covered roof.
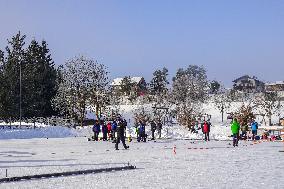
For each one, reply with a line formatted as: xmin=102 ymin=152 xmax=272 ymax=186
xmin=111 ymin=77 xmax=143 ymax=86
xmin=265 ymin=81 xmax=284 ymax=86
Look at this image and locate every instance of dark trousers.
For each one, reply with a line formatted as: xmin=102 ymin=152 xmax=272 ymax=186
xmin=103 ymin=131 xmax=107 ymax=141
xmin=157 ymin=129 xmax=161 ymax=138
xmin=204 ymin=132 xmax=210 ymax=141
xmin=111 ymin=131 xmax=116 ymax=140
xmin=252 ymin=130 xmax=257 ymax=140
xmin=233 ymin=133 xmax=239 ymax=147
xmin=115 ymin=135 xmax=128 ymax=149
xmin=151 ymin=130 xmax=155 ymax=140
xmin=94 ymin=132 xmax=99 ymax=141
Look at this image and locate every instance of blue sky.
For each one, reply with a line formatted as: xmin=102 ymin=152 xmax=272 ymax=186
xmin=0 ymin=0 xmax=283 ymax=86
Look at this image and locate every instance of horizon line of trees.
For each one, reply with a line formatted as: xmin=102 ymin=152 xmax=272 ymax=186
xmin=0 ymin=32 xmax=282 ymax=127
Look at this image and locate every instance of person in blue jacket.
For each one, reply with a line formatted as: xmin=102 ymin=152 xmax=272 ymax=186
xmin=92 ymin=120 xmax=101 ymax=141
xmin=137 ymin=121 xmax=146 ymax=142
xmin=251 ymin=120 xmax=258 ymax=140
xmin=111 ymin=120 xmax=117 ymax=141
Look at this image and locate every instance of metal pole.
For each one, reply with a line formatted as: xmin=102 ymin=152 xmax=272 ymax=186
xmin=19 ymin=59 xmax=22 ymax=128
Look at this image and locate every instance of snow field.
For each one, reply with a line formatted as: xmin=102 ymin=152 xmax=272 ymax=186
xmin=0 ymin=138 xmax=283 ymax=189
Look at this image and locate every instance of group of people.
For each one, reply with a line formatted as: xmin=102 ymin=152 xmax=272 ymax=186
xmin=133 ymin=119 xmax=163 ymax=142
xmin=230 ymin=118 xmax=259 ymax=147
xmin=190 ymin=120 xmax=212 ymax=141
xmin=92 ymin=118 xmax=129 ymax=150
xmin=92 ymin=116 xmax=261 ymax=149
xmin=92 ymin=117 xmax=166 ymax=150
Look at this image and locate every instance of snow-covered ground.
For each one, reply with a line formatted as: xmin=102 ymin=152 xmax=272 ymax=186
xmin=0 ymin=138 xmax=283 ymax=189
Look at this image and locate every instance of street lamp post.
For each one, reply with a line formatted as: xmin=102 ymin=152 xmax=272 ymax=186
xmin=19 ymin=57 xmax=22 ymax=128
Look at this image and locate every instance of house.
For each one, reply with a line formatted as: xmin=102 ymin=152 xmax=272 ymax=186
xmin=232 ymin=75 xmax=264 ymax=93
xmin=110 ymin=77 xmax=147 ymax=96
xmin=265 ymin=81 xmax=284 ymax=100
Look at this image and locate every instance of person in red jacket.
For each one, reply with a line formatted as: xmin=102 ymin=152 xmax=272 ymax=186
xmin=202 ymin=121 xmax=211 ymax=141
xmin=107 ymin=121 xmax=112 ymax=141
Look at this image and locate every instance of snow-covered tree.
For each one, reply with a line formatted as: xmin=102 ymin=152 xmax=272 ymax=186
xmin=213 ymin=87 xmax=233 ymax=122
xmin=254 ymin=91 xmax=282 ymax=126
xmin=133 ymin=106 xmax=152 ymax=125
xmin=171 ymin=65 xmax=208 ymax=128
xmin=52 ymin=56 xmax=109 ymax=126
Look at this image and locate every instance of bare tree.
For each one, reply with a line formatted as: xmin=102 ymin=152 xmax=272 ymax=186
xmin=212 ymin=88 xmax=232 ymax=122
xmin=254 ymin=92 xmax=282 ymax=126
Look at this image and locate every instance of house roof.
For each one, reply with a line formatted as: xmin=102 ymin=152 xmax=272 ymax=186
xmin=233 ymin=75 xmax=263 ymax=84
xmin=111 ymin=77 xmax=143 ymax=86
xmin=232 ymin=75 xmax=250 ymax=83
xmin=265 ymin=81 xmax=284 ymax=86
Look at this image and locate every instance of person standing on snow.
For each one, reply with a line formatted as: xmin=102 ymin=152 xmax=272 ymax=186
xmin=157 ymin=120 xmax=162 ymax=139
xmin=115 ymin=119 xmax=129 ymax=150
xmin=202 ymin=121 xmax=210 ymax=141
xmin=92 ymin=120 xmax=101 ymax=141
xmin=137 ymin=121 xmax=146 ymax=142
xmin=123 ymin=119 xmax=128 ymax=138
xmin=111 ymin=120 xmax=117 ymax=142
xmin=101 ymin=120 xmax=108 ymax=141
xmin=231 ymin=118 xmax=240 ymax=147
xmin=240 ymin=122 xmax=248 ymax=140
xmin=150 ymin=120 xmax=157 ymax=140
xmin=107 ymin=121 xmax=112 ymax=140
xmin=251 ymin=120 xmax=258 ymax=141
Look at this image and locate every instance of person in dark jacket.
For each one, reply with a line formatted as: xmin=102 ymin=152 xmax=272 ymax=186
xmin=150 ymin=120 xmax=156 ymax=140
xmin=92 ymin=120 xmax=101 ymax=141
xmin=137 ymin=121 xmax=146 ymax=142
xmin=101 ymin=121 xmax=108 ymax=141
xmin=157 ymin=120 xmax=162 ymax=139
xmin=123 ymin=119 xmax=128 ymax=138
xmin=115 ymin=119 xmax=129 ymax=150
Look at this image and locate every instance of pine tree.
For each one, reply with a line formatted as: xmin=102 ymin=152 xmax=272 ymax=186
xmin=23 ymin=39 xmax=58 ymax=117
xmin=210 ymin=80 xmax=221 ymax=94
xmin=0 ymin=32 xmax=26 ymax=119
xmin=120 ymin=76 xmax=132 ymax=96
xmin=0 ymin=32 xmax=59 ymax=119
xmin=149 ymin=67 xmax=169 ymax=103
